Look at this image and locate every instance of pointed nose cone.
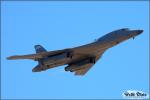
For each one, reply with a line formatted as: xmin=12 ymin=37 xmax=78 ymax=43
xmin=137 ymin=30 xmax=143 ymax=35
xmin=132 ymin=29 xmax=143 ymax=37
xmin=129 ymin=29 xmax=143 ymax=39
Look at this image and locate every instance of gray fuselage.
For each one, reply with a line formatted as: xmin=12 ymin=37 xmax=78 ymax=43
xmin=42 ymin=28 xmax=143 ymax=68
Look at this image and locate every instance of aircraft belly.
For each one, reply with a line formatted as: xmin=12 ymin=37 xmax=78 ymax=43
xmin=43 ymin=58 xmax=69 ymax=66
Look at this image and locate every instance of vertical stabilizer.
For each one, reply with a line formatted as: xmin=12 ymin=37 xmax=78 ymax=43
xmin=34 ymin=45 xmax=47 ymax=53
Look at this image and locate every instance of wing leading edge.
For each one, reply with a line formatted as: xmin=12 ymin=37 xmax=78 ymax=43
xmin=7 ymin=49 xmax=70 ymax=60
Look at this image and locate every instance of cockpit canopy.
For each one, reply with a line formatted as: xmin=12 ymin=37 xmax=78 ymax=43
xmin=96 ymin=28 xmax=130 ymax=42
xmin=119 ymin=28 xmax=130 ymax=31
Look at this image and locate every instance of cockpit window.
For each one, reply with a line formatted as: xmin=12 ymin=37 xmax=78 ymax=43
xmin=97 ymin=32 xmax=115 ymax=42
xmin=121 ymin=28 xmax=129 ymax=31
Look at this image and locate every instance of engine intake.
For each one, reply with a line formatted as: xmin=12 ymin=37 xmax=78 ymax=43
xmin=43 ymin=51 xmax=73 ymax=65
xmin=65 ymin=57 xmax=95 ymax=72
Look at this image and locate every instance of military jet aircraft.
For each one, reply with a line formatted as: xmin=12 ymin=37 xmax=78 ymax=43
xmin=7 ymin=28 xmax=143 ymax=75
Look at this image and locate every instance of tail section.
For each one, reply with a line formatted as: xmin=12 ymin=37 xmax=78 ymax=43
xmin=34 ymin=45 xmax=47 ymax=53
xmin=7 ymin=45 xmax=47 ymax=60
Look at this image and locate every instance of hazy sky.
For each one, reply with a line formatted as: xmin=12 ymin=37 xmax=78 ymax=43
xmin=1 ymin=1 xmax=149 ymax=99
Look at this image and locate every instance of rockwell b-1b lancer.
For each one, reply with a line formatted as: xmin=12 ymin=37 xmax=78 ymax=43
xmin=7 ymin=28 xmax=143 ymax=75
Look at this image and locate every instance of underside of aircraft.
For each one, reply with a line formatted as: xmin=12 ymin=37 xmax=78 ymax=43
xmin=7 ymin=28 xmax=143 ymax=76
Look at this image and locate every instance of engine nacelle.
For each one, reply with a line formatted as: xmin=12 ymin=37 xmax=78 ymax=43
xmin=65 ymin=57 xmax=95 ymax=72
xmin=43 ymin=52 xmax=73 ymax=65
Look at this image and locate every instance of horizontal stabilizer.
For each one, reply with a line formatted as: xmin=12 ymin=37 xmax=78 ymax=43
xmin=7 ymin=54 xmax=43 ymax=60
xmin=32 ymin=65 xmax=44 ymax=72
xmin=7 ymin=49 xmax=68 ymax=60
xmin=32 ymin=64 xmax=56 ymax=72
